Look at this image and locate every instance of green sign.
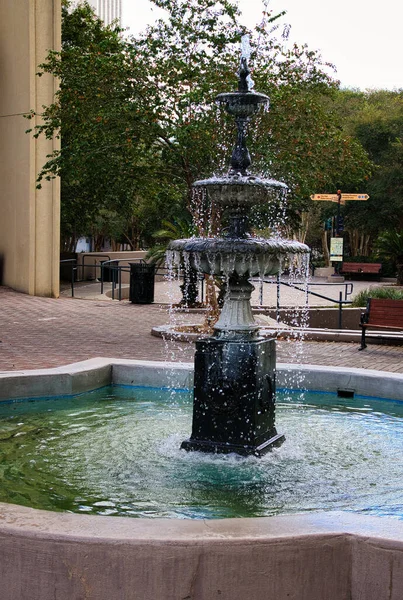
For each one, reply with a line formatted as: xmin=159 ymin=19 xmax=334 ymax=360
xmin=330 ymin=237 xmax=344 ymax=262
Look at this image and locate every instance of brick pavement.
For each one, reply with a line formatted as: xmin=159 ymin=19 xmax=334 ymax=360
xmin=1 ymin=286 xmax=403 ymax=373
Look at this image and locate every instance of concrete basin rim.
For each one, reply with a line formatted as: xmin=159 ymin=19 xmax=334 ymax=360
xmin=1 ymin=357 xmax=403 ymax=401
xmin=1 ymin=501 xmax=403 ymax=545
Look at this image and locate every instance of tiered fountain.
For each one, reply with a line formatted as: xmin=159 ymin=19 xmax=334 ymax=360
xmin=169 ymin=40 xmax=310 ymax=456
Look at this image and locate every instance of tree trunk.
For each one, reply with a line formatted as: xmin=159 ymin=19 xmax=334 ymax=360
xmin=348 ymin=229 xmax=359 ymax=257
xmin=61 ymin=235 xmax=77 ymax=253
xmin=201 ymin=275 xmax=220 ymax=333
xmin=321 ymin=229 xmax=330 ymax=267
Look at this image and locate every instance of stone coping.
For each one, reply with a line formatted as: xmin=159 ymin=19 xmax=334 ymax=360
xmin=151 ymin=323 xmax=403 ymax=344
xmin=0 ymin=503 xmax=402 ymax=599
xmin=1 ymin=357 xmax=403 ymax=401
xmin=0 ymin=502 xmax=402 ymax=544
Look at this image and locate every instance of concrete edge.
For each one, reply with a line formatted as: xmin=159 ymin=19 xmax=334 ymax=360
xmin=152 ymin=323 xmax=403 ymax=344
xmin=1 ymin=358 xmax=403 ymax=401
xmin=0 ymin=358 xmax=112 ymax=400
xmin=0 ymin=503 xmax=402 ymax=544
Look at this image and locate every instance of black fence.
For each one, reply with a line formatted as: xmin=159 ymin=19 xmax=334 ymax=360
xmin=61 ymin=259 xmax=354 ymax=328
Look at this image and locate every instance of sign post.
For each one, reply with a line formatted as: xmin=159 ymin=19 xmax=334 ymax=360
xmin=310 ymin=190 xmax=369 ymax=273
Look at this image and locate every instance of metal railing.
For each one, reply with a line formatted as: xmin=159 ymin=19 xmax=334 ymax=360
xmin=59 ymin=259 xmax=78 ymax=297
xmin=61 ymin=258 xmax=169 ymax=301
xmin=61 ymin=259 xmax=354 ymax=328
xmin=256 ymin=276 xmax=354 ymax=329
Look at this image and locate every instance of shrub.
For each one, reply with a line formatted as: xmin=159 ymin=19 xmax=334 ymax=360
xmin=374 ymin=230 xmax=403 ymax=284
xmin=351 ymin=287 xmax=403 ymax=307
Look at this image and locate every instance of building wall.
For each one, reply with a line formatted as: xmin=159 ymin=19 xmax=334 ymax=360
xmin=87 ymin=0 xmax=122 ymax=25
xmin=0 ymin=0 xmax=61 ymax=296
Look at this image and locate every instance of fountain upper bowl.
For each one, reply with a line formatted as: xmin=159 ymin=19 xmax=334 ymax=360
xmin=192 ymin=175 xmax=288 ymax=210
xmin=215 ymin=91 xmax=269 ymax=117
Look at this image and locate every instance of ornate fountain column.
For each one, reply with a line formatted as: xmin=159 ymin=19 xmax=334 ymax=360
xmin=172 ymin=36 xmax=309 ymax=456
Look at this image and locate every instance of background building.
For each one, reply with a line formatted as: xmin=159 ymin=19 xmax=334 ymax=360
xmin=87 ymin=0 xmax=122 ymax=26
xmin=0 ymin=0 xmax=61 ymax=297
xmin=0 ymin=0 xmax=122 ymax=298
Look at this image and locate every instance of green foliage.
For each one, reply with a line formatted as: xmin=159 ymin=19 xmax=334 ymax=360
xmin=333 ymin=89 xmax=403 ymax=239
xmin=28 ymin=0 xmax=373 ymax=249
xmin=26 ymin=1 xmax=183 ymax=247
xmin=351 ymin=287 xmax=403 ymax=307
xmin=146 ymin=218 xmax=195 ymax=265
xmin=131 ymin=0 xmax=372 ymax=232
xmin=374 ymin=230 xmax=403 ymax=284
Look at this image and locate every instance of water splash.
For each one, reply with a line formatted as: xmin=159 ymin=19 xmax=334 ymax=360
xmin=240 ymin=34 xmax=255 ymax=90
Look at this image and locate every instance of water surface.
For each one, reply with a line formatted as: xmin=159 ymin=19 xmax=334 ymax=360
xmin=0 ymin=386 xmax=402 ymax=519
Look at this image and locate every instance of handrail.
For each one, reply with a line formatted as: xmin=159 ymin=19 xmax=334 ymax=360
xmin=61 ymin=259 xmax=352 ymax=327
xmin=98 ymin=259 xmax=121 ymax=295
xmin=61 ymin=257 xmax=164 ymax=301
xmin=258 ymin=277 xmax=354 ymax=328
xmin=99 ymin=259 xmax=146 ymax=299
xmin=60 ymin=259 xmax=77 ymax=297
xmin=80 ymin=253 xmax=111 ymax=284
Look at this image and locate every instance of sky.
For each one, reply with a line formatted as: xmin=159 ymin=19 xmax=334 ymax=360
xmin=122 ymin=0 xmax=402 ymax=91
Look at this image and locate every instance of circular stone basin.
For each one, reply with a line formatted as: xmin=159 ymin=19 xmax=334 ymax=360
xmin=1 ymin=386 xmax=402 ymax=520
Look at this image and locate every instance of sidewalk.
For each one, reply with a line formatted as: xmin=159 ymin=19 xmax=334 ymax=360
xmin=1 ymin=286 xmax=403 ymax=374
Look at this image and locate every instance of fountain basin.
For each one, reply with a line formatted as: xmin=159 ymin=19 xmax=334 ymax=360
xmin=1 ymin=383 xmax=402 ymax=518
xmin=0 ymin=359 xmax=403 ymax=599
xmin=2 ymin=357 xmax=403 ymax=402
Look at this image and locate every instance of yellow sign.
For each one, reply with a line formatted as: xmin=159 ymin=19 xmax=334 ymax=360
xmin=311 ymin=193 xmax=369 ymax=202
xmin=340 ymin=194 xmax=369 ymax=201
xmin=310 ymin=194 xmax=338 ymax=201
xmin=330 ymin=237 xmax=344 ymax=262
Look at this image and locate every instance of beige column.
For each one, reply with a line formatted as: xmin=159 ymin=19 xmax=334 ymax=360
xmin=0 ymin=0 xmax=61 ymax=297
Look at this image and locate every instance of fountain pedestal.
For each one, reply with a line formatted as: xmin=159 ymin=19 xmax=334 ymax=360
xmin=171 ymin=37 xmax=309 ymax=457
xmin=181 ymin=336 xmax=285 ymax=456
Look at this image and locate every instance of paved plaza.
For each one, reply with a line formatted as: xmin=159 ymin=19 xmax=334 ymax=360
xmin=1 ymin=285 xmax=403 ymax=373
xmin=60 ymin=274 xmax=389 ymax=307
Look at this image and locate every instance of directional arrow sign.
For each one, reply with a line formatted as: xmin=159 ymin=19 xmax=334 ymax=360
xmin=310 ymin=194 xmax=339 ymax=201
xmin=310 ymin=193 xmax=369 ymax=202
xmin=340 ymin=194 xmax=369 ymax=201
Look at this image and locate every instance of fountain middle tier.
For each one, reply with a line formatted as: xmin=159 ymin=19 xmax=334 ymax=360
xmin=168 ymin=236 xmax=310 ymax=279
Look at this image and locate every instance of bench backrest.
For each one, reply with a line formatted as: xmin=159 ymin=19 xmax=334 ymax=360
xmin=342 ymin=262 xmax=381 ymax=273
xmin=367 ymin=298 xmax=403 ymax=326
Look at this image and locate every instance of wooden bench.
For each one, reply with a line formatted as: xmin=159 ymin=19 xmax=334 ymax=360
xmin=359 ymin=298 xmax=403 ymax=349
xmin=341 ymin=262 xmax=382 ymax=280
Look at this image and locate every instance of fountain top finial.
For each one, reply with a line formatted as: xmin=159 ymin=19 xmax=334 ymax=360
xmin=238 ymin=34 xmax=253 ymax=92
xmin=238 ymin=57 xmax=251 ymax=93
xmin=215 ymin=34 xmax=269 ymax=117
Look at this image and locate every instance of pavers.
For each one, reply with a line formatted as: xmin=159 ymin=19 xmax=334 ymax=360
xmin=1 ymin=285 xmax=403 ymax=373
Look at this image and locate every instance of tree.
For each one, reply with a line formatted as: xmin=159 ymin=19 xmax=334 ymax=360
xmin=330 ymin=89 xmax=403 ymax=257
xmin=26 ymin=1 xmax=184 ymax=250
xmin=132 ymin=0 xmax=371 ymax=238
xmin=29 ymin=0 xmax=372 ymax=253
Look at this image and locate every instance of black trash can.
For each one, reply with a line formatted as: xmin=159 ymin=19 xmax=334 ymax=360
xmin=60 ymin=253 xmax=77 ymax=282
xmin=99 ymin=260 xmax=115 ymax=283
xmin=129 ymin=262 xmax=155 ymax=304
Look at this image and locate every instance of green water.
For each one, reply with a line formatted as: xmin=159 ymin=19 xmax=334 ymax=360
xmin=0 ymin=386 xmax=402 ymax=519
